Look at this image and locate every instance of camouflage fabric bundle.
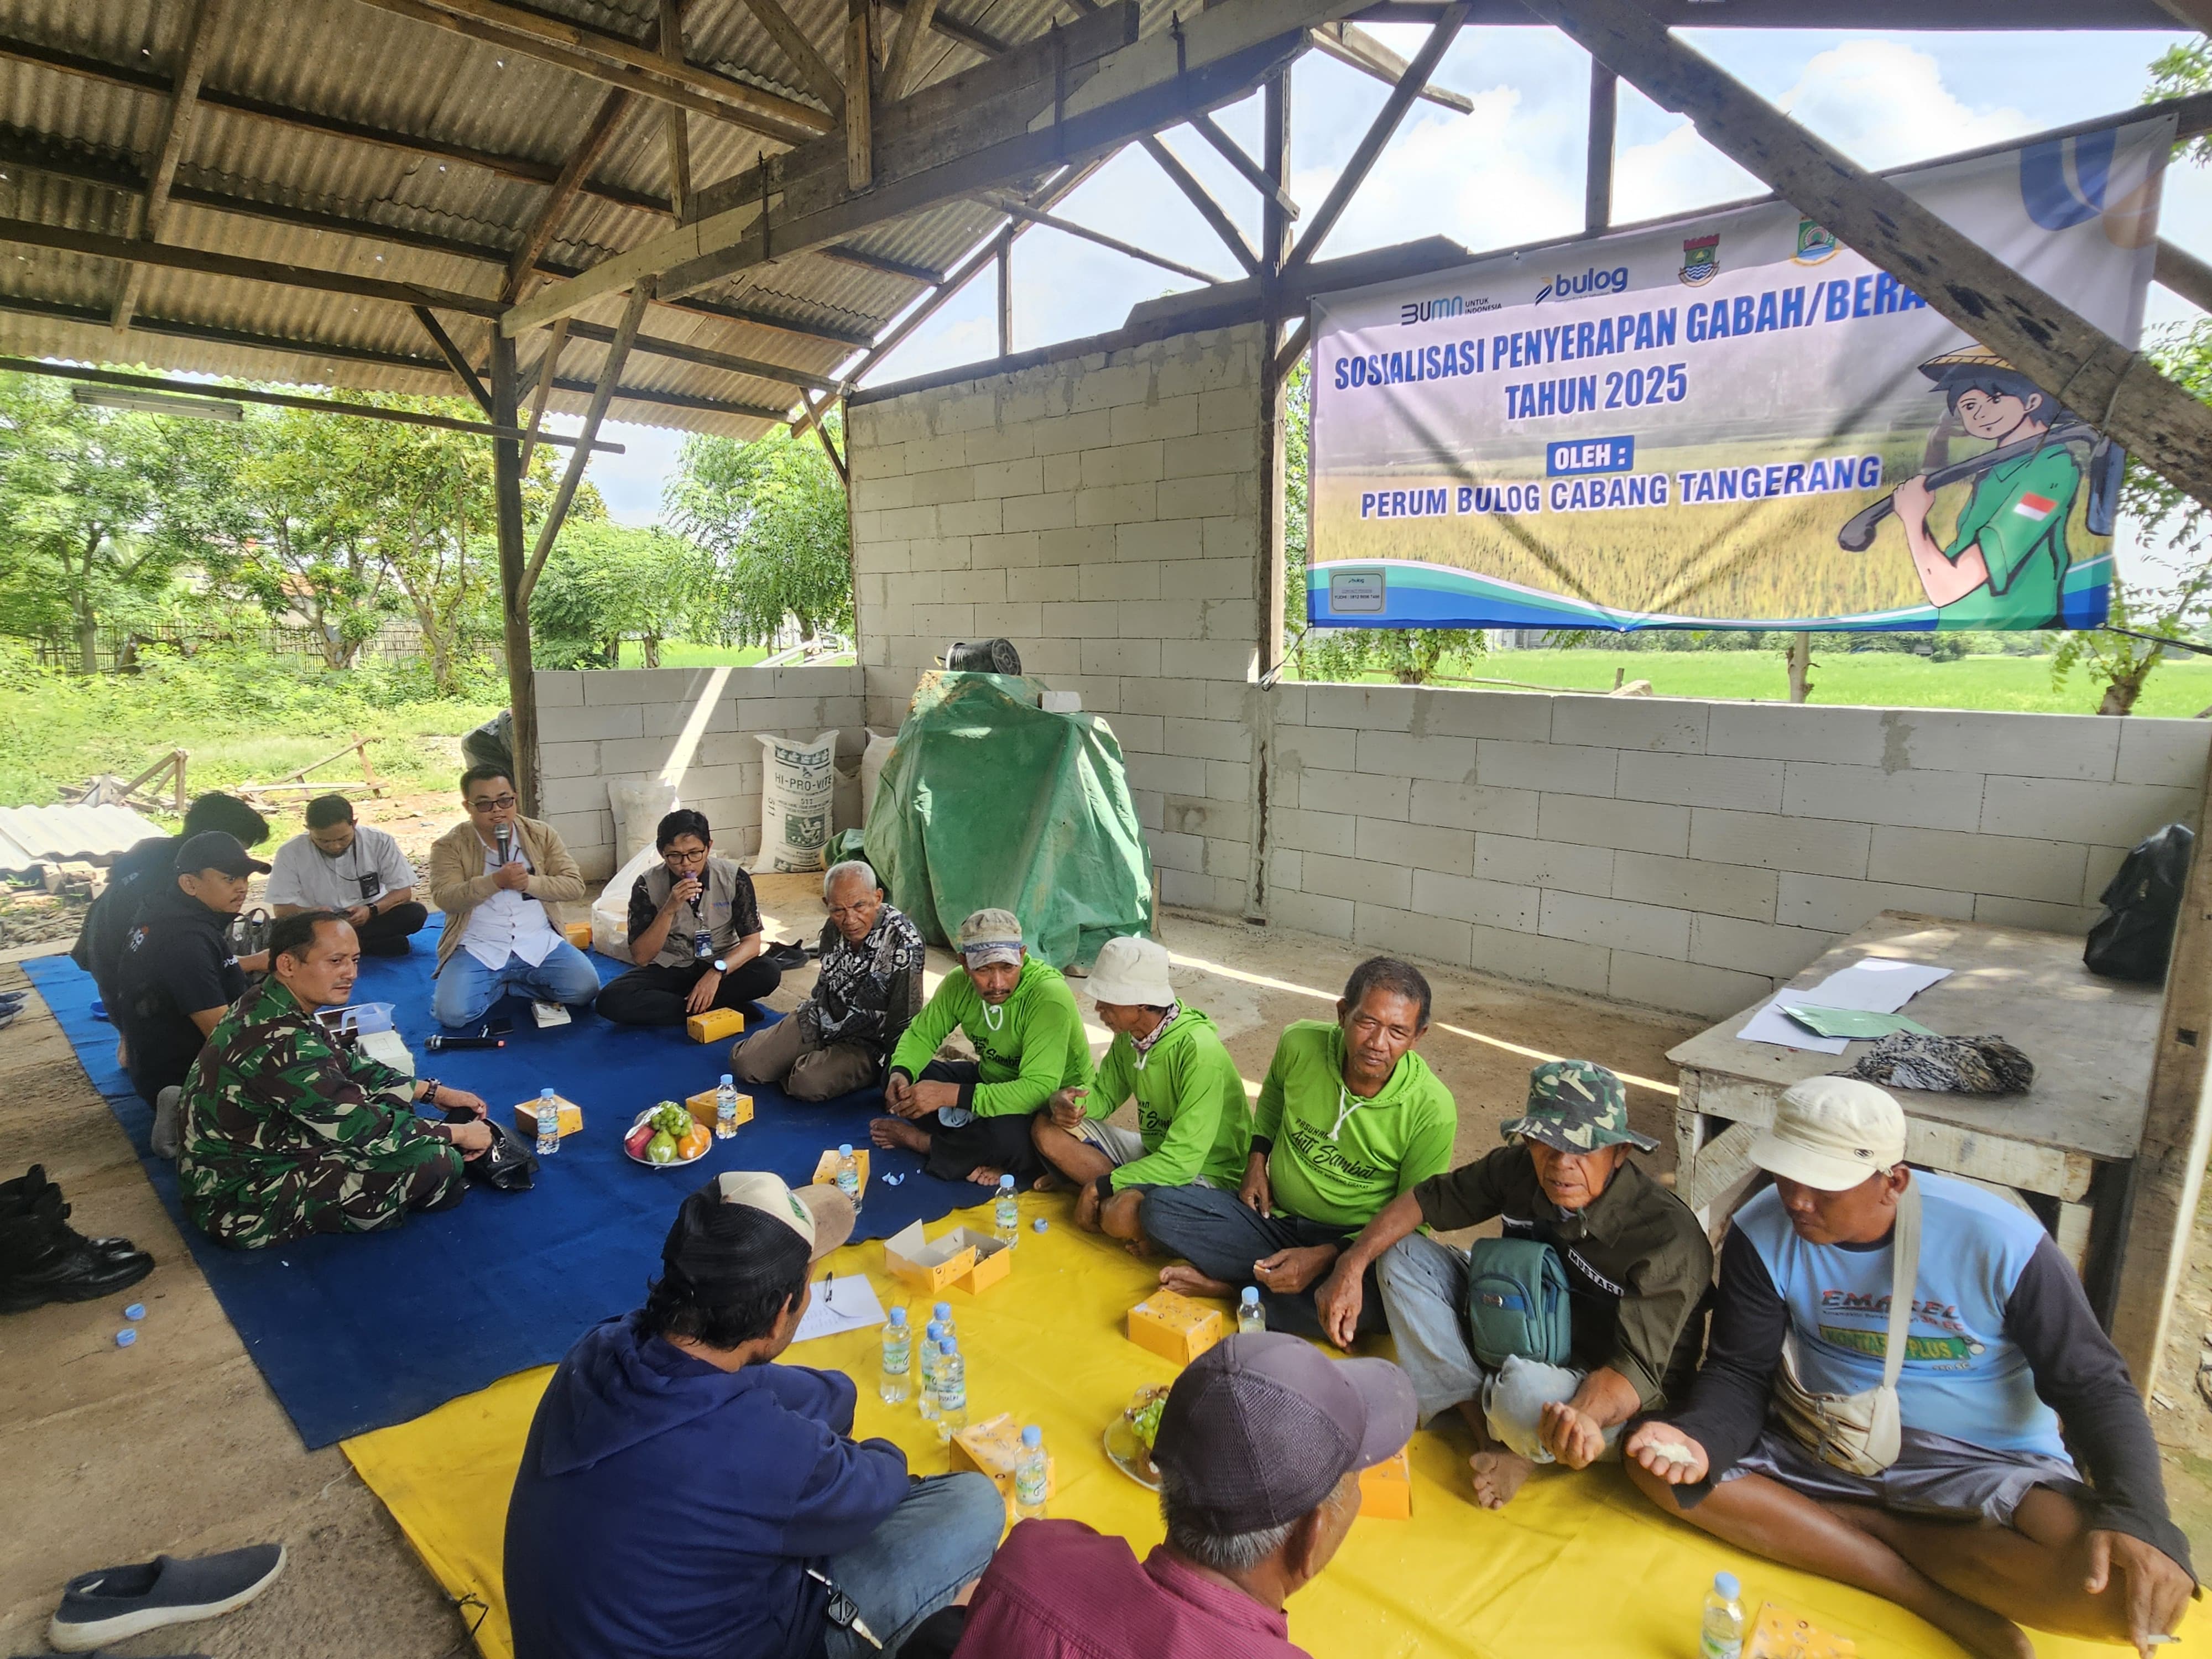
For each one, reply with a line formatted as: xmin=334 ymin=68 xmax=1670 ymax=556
xmin=1841 ymin=1032 xmax=2034 ymax=1095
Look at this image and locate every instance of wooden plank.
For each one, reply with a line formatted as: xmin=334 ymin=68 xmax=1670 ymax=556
xmin=1307 ymin=19 xmax=1472 ymax=113
xmin=520 ymin=280 xmax=653 ymax=607
xmin=0 ymin=354 xmax=620 ymax=448
xmin=503 ymin=0 xmax=1335 ymax=334
xmin=981 ymin=193 xmax=1225 ymax=284
xmin=489 ymin=333 xmax=540 ymax=816
xmin=519 ymin=316 xmax=569 ymax=472
xmin=1287 ymin=3 xmax=1467 ymax=271
xmin=735 ymin=0 xmax=846 ymax=117
xmin=1525 ymin=0 xmax=2212 ymax=519
xmin=545 ymin=374 xmax=788 ymax=421
xmin=845 ymin=1 xmax=873 ymax=190
xmin=0 ymin=214 xmax=505 ymax=318
xmin=1677 ymin=1117 xmax=1762 ymax=1242
xmin=1255 ymin=68 xmax=1293 ymax=691
xmin=2109 ymin=738 xmax=2212 ymax=1397
xmin=1191 ymin=110 xmax=1299 ymax=221
xmin=875 ymin=0 xmax=1008 ymax=59
xmin=1141 ymin=134 xmax=1261 ymax=275
xmin=0 ymin=290 xmax=456 ymax=374
xmin=2157 ymin=237 xmax=2212 ymax=318
xmin=879 ymin=0 xmax=938 ymax=103
xmin=112 ymin=0 xmax=223 ymax=334
xmin=505 ymin=88 xmax=635 ymax=302
xmin=347 ymin=0 xmax=831 ymax=140
xmin=1584 ymin=59 xmax=1615 ymax=235
xmin=560 ymin=314 xmax=835 ymax=390
xmin=818 ymin=244 xmax=941 ymax=283
xmin=411 ymin=305 xmax=495 ymax=413
xmin=661 ymin=0 xmax=692 ymax=223
xmin=1271 ymin=315 xmax=1311 ymax=380
xmin=995 ymin=236 xmax=1012 ymax=356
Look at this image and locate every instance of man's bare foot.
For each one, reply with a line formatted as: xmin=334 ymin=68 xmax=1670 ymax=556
xmin=1470 ymin=1451 xmax=1536 ymax=1510
xmin=1916 ymin=1592 xmax=2034 ymax=1659
xmin=870 ymin=1117 xmax=928 ymax=1154
xmin=1159 ymin=1263 xmax=1235 ymax=1298
xmin=1032 ymin=1171 xmax=1065 ymax=1192
xmin=966 ymin=1165 xmax=1003 ymax=1187
xmin=1122 ymin=1235 xmax=1155 ymax=1259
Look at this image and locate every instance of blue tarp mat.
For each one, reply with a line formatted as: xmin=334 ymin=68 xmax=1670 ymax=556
xmin=22 ymin=918 xmax=981 ymax=1447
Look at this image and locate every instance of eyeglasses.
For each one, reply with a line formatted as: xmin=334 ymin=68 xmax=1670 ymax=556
xmin=467 ymin=795 xmax=518 ymax=812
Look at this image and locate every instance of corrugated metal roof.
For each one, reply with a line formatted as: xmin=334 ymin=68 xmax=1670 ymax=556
xmin=0 ymin=802 xmax=161 ymax=873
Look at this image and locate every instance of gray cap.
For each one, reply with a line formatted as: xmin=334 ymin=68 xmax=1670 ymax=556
xmin=956 ymin=907 xmax=1025 ymax=968
xmin=174 ymin=831 xmax=270 ymax=878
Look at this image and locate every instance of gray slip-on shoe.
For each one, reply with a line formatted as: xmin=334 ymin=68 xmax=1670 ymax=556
xmin=48 ymin=1543 xmax=284 ymax=1652
xmin=150 ymin=1087 xmax=182 ymax=1161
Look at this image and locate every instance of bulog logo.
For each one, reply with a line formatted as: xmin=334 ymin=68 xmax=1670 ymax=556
xmin=1534 ymin=265 xmax=1629 ymax=305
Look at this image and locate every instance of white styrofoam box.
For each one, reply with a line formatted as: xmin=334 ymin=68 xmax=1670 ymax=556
xmin=1041 ymin=690 xmax=1083 ymax=714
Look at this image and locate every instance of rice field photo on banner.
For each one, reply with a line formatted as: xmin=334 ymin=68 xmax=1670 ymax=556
xmin=1305 ymin=114 xmax=2172 ymax=635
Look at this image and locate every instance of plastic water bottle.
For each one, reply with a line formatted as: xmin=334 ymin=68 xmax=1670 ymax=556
xmin=934 ymin=1339 xmax=967 ymax=1442
xmin=933 ymin=1301 xmax=956 ymax=1348
xmin=879 ymin=1307 xmax=911 ymax=1404
xmin=714 ymin=1074 xmax=739 ymax=1139
xmin=535 ymin=1088 xmax=560 ymax=1157
xmin=835 ymin=1144 xmax=862 ymax=1215
xmin=918 ymin=1321 xmax=945 ymax=1421
xmin=994 ymin=1173 xmax=1019 ymax=1246
xmin=1700 ymin=1572 xmax=1744 ymax=1659
xmin=1015 ymin=1425 xmax=1048 ymax=1520
xmin=1239 ymin=1286 xmax=1265 ymax=1334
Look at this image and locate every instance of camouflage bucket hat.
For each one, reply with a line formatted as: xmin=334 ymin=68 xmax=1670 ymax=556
xmin=1501 ymin=1060 xmax=1656 ymax=1154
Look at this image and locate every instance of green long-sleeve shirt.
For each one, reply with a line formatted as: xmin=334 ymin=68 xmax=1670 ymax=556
xmin=1087 ymin=1006 xmax=1251 ymax=1193
xmin=886 ymin=958 xmax=1093 ymax=1118
xmin=1254 ymin=1020 xmax=1457 ymax=1230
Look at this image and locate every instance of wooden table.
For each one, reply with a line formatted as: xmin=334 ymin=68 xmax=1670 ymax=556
xmin=1667 ymin=911 xmax=2161 ymax=1312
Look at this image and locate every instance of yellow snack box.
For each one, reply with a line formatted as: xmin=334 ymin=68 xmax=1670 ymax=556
xmin=1747 ymin=1604 xmax=1856 ymax=1659
xmin=884 ymin=1217 xmax=977 ymax=1293
xmin=685 ymin=1007 xmax=747 ymax=1044
xmin=1357 ymin=1447 xmax=1411 ymax=1520
xmin=510 ymin=1094 xmax=583 ymax=1139
xmin=812 ymin=1146 xmax=870 ymax=1194
xmin=951 ymin=1413 xmax=1056 ymax=1520
xmin=684 ymin=1087 xmax=754 ymax=1130
xmin=1127 ymin=1289 xmax=1224 ymax=1365
xmin=956 ymin=1234 xmax=1011 ymax=1295
xmin=562 ymin=921 xmax=593 ymax=951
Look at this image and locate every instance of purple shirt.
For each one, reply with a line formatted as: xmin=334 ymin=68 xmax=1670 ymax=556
xmin=953 ymin=1519 xmax=1310 ymax=1659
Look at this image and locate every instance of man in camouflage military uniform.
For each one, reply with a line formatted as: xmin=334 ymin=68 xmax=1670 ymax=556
xmin=179 ymin=910 xmax=493 ymax=1250
xmin=1314 ymin=1059 xmax=1712 ymax=1510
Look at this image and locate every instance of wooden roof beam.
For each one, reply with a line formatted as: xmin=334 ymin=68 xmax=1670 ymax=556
xmin=112 ymin=0 xmax=225 ymax=335
xmin=1140 ymin=134 xmax=1261 ymax=276
xmin=875 ymin=0 xmax=1011 ymax=62
xmin=411 ymin=304 xmax=494 ymax=411
xmin=546 ymin=374 xmax=790 ymax=421
xmin=1307 ymin=20 xmax=1473 ymax=112
xmin=504 ymin=88 xmax=635 ymax=303
xmin=2157 ymin=238 xmax=2212 ymax=319
xmin=979 ymin=190 xmax=1225 ymax=285
xmin=520 ymin=280 xmax=650 ymax=606
xmin=660 ymin=0 xmax=693 ymax=222
xmin=879 ymin=0 xmax=939 ymax=103
xmin=1188 ymin=111 xmax=1299 ymax=221
xmin=735 ymin=0 xmax=846 ymax=117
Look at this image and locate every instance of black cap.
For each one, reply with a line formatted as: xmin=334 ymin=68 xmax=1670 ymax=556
xmin=1150 ymin=1333 xmax=1416 ymax=1533
xmin=174 ymin=831 xmax=271 ymax=878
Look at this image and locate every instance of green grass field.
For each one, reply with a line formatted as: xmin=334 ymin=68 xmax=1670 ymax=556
xmin=1311 ymin=648 xmax=2212 ymax=718
xmin=611 ymin=641 xmax=774 ymax=668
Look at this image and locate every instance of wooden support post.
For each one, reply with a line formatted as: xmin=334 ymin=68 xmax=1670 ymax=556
xmin=1190 ymin=111 xmax=1299 ymax=221
xmin=2109 ymin=737 xmax=2212 ymax=1397
xmin=2157 ymin=237 xmax=2212 ymax=317
xmin=1526 ymin=0 xmax=2212 ymax=518
xmin=1271 ymin=316 xmax=1311 ymax=384
xmin=738 ymin=0 xmax=847 ymax=118
xmin=1142 ymin=134 xmax=1262 ymax=276
xmin=1584 ymin=59 xmax=1616 ymax=236
xmin=113 ymin=0 xmax=223 ymax=334
xmin=880 ymin=0 xmax=937 ymax=102
xmin=491 ymin=332 xmax=540 ymax=817
xmin=1257 ymin=67 xmax=1292 ymax=690
xmin=1307 ymin=19 xmax=1473 ymax=113
xmin=519 ymin=281 xmax=651 ymax=607
xmin=1786 ymin=632 xmax=1813 ymax=704
xmin=520 ymin=317 xmax=569 ymax=474
xmin=411 ymin=305 xmax=494 ymax=414
xmin=505 ymin=89 xmax=635 ymax=303
xmin=846 ymin=0 xmax=874 ymax=191
xmin=660 ymin=0 xmax=692 ymax=222
xmin=996 ymin=237 xmax=1013 ymax=356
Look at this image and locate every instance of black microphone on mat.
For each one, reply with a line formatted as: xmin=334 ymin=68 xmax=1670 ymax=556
xmin=426 ymin=1033 xmax=506 ymax=1051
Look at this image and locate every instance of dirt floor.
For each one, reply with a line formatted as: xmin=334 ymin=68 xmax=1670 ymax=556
xmin=4 ymin=862 xmax=2211 ymax=1655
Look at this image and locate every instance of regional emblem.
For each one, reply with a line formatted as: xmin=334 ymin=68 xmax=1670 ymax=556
xmin=1678 ymin=233 xmax=1719 ymax=286
xmin=1793 ymin=219 xmax=1839 ymax=264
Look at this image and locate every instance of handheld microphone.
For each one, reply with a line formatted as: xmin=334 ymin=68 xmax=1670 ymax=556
xmin=495 ymin=823 xmax=514 ymax=866
xmin=426 ymin=1033 xmax=507 ymax=1051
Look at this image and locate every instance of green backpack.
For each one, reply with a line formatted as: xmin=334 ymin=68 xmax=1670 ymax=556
xmin=1464 ymin=1237 xmax=1572 ymax=1370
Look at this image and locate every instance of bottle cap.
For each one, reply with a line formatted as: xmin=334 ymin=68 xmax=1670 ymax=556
xmin=115 ymin=1328 xmax=137 ymax=1348
xmin=935 ymin=1301 xmax=952 ymax=1321
xmin=123 ymin=1302 xmax=145 ymax=1320
xmin=889 ymin=1307 xmax=907 ymax=1325
xmin=926 ymin=1321 xmax=945 ymax=1339
xmin=940 ymin=1339 xmax=956 ymax=1355
xmin=1021 ymin=1424 xmax=1042 ymax=1448
xmin=719 ymin=1073 xmax=734 ymax=1086
xmin=998 ymin=1173 xmax=1014 ymax=1190
xmin=1241 ymin=1286 xmax=1260 ymax=1304
xmin=540 ymin=1087 xmax=555 ymax=1099
xmin=839 ymin=1142 xmax=854 ymax=1156
xmin=1032 ymin=1217 xmax=1048 ymax=1232
xmin=1713 ymin=1572 xmax=1740 ymax=1601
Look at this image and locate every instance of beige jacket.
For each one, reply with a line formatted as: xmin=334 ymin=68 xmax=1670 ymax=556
xmin=426 ymin=815 xmax=587 ymax=973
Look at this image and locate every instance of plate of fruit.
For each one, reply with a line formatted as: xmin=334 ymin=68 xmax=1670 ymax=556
xmin=1102 ymin=1384 xmax=1171 ymax=1491
xmin=624 ymin=1102 xmax=711 ymax=1167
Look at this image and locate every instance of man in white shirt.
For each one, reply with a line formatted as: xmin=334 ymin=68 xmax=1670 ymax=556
xmin=426 ymin=765 xmax=599 ymax=1028
xmin=267 ymin=795 xmax=428 ymax=957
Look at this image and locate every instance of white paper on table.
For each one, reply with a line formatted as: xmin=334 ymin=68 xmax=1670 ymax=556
xmin=789 ymin=1271 xmax=886 ymax=1344
xmin=1735 ymin=959 xmax=1953 ymax=1052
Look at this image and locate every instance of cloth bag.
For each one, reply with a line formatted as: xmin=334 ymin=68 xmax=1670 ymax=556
xmin=1768 ymin=1178 xmax=1921 ymax=1476
xmin=1464 ymin=1238 xmax=1572 ymax=1371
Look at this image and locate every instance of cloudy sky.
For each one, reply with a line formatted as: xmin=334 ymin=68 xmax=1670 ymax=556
xmin=572 ymin=23 xmax=2208 ymax=528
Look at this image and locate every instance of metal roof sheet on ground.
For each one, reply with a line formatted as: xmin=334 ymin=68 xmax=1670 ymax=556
xmin=0 ymin=802 xmax=160 ymax=874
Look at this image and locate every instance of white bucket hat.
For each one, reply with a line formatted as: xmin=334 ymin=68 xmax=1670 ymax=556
xmin=1087 ymin=935 xmax=1175 ymax=1008
xmin=1748 ymin=1077 xmax=1908 ymax=1192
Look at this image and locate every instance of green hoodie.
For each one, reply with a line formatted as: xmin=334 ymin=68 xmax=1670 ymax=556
xmin=1255 ymin=1019 xmax=1455 ymax=1229
xmin=1086 ymin=1007 xmax=1251 ymax=1194
xmin=887 ymin=958 xmax=1094 ymax=1118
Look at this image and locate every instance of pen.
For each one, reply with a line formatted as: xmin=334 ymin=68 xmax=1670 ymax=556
xmin=825 ymin=1270 xmax=834 ymax=1306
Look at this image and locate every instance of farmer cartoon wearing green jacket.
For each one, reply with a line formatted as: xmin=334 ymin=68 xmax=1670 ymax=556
xmin=1890 ymin=346 xmax=2080 ymax=629
xmin=1031 ymin=935 xmax=1251 ymax=1247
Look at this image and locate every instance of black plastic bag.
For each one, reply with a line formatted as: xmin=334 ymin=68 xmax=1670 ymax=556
xmin=447 ymin=1107 xmax=538 ymax=1191
xmin=2084 ymin=822 xmax=2193 ymax=983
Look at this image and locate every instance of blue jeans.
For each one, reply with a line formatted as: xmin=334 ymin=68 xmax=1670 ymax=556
xmin=821 ymin=1473 xmax=1003 ymax=1659
xmin=432 ymin=942 xmax=602 ymax=1028
xmin=1135 ymin=1183 xmax=1382 ymax=1340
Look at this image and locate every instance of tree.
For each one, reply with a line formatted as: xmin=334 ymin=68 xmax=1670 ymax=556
xmin=666 ymin=416 xmax=852 ymax=645
xmin=0 ymin=374 xmax=223 ymax=670
xmin=532 ymin=520 xmax=710 ymax=667
xmin=1277 ymin=357 xmax=1484 ymax=685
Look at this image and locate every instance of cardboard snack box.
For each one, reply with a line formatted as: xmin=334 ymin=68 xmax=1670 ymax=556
xmin=951 ymin=1413 xmax=1057 ymax=1520
xmin=685 ymin=1007 xmax=748 ymax=1044
xmin=1358 ymin=1448 xmax=1411 ymax=1520
xmin=684 ymin=1087 xmax=754 ymax=1130
xmin=956 ymin=1233 xmax=1011 ymax=1295
xmin=1747 ymin=1604 xmax=1855 ymax=1659
xmin=510 ymin=1094 xmax=584 ymax=1138
xmin=562 ymin=921 xmax=594 ymax=951
xmin=811 ymin=1146 xmax=870 ymax=1194
xmin=1127 ymin=1290 xmax=1224 ymax=1365
xmin=883 ymin=1217 xmax=976 ymax=1293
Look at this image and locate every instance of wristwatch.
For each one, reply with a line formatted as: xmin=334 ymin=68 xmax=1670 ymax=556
xmin=712 ymin=958 xmax=728 ymax=973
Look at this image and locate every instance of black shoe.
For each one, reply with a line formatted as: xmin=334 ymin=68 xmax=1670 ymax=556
xmin=0 ymin=1168 xmax=153 ymax=1314
xmin=49 ymin=1543 xmax=285 ymax=1652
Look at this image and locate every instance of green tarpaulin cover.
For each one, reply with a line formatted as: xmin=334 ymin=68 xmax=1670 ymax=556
xmin=864 ymin=671 xmax=1154 ymax=968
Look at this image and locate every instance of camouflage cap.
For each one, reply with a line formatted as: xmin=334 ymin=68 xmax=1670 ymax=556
xmin=1500 ymin=1060 xmax=1657 ymax=1154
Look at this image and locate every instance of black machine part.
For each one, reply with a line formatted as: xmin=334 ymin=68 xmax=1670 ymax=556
xmin=942 ymin=638 xmax=1022 ymax=675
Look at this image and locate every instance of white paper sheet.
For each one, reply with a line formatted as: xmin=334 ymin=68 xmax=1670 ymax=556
xmin=789 ymin=1271 xmax=886 ymax=1344
xmin=1735 ymin=959 xmax=1954 ymax=1052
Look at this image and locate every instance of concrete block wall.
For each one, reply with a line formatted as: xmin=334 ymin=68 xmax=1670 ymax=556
xmin=536 ymin=665 xmax=866 ymax=880
xmin=1263 ymin=684 xmax=2210 ymax=1018
xmin=846 ymin=323 xmax=1266 ymax=912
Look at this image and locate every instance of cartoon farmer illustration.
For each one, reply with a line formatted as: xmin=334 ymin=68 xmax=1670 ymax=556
xmin=1878 ymin=346 xmax=2085 ymax=628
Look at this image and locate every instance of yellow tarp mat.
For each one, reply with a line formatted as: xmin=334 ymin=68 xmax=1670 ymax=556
xmin=345 ymin=1190 xmax=2175 ymax=1658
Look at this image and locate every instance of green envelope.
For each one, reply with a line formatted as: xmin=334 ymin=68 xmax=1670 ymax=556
xmin=1780 ymin=1005 xmax=1938 ymax=1040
